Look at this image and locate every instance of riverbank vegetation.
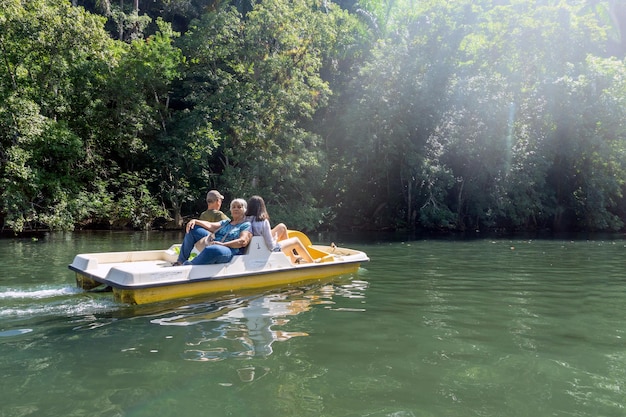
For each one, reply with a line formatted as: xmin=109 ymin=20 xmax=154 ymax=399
xmin=1 ymin=0 xmax=626 ymax=233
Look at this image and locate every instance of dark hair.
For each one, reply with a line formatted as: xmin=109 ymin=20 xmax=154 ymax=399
xmin=246 ymin=195 xmax=270 ymax=222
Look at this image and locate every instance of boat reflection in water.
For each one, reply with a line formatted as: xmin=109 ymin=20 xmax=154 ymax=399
xmin=148 ymin=279 xmax=369 ymax=370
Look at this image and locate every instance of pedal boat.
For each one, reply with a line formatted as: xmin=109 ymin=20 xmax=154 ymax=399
xmin=68 ymin=231 xmax=369 ymax=305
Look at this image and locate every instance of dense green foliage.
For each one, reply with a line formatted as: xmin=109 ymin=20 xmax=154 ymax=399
xmin=1 ymin=0 xmax=625 ymax=233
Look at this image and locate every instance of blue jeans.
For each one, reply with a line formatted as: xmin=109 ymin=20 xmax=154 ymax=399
xmin=177 ymin=225 xmax=209 ymax=263
xmin=177 ymin=225 xmax=234 ymax=265
xmin=185 ymin=245 xmax=233 ymax=266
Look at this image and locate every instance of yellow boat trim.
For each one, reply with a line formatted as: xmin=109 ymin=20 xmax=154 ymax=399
xmin=113 ymin=262 xmax=361 ymax=305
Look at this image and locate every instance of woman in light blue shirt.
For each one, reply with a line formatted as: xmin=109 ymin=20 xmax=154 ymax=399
xmin=174 ymin=198 xmax=252 ymax=265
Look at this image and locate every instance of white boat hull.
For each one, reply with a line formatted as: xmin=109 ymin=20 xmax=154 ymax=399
xmin=69 ymin=235 xmax=369 ymax=304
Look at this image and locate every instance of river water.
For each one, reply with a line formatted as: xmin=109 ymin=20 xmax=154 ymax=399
xmin=1 ymin=231 xmax=626 ymax=417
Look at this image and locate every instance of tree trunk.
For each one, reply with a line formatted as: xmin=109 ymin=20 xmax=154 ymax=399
xmin=118 ymin=0 xmax=124 ymax=40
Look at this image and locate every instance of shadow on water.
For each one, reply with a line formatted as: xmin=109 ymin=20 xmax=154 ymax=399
xmin=315 ymin=228 xmax=626 ymax=244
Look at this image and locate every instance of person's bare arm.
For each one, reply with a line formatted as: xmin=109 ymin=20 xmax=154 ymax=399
xmin=217 ymin=231 xmax=252 ymax=249
xmin=186 ymin=219 xmax=221 ymax=233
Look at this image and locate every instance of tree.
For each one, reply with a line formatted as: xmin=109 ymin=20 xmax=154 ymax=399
xmin=178 ymin=0 xmax=344 ymax=229
xmin=0 ymin=0 xmax=179 ymax=231
xmin=328 ymin=0 xmax=474 ymax=230
xmin=0 ymin=0 xmax=113 ymax=230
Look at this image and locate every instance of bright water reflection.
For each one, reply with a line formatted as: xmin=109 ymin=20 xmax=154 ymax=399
xmin=1 ymin=232 xmax=626 ymax=417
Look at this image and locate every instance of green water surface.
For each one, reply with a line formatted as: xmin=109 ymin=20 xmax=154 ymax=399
xmin=1 ymin=232 xmax=625 ymax=417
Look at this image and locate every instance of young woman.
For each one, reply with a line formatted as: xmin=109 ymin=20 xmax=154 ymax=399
xmin=245 ymin=195 xmax=313 ymax=263
xmin=174 ymin=198 xmax=252 ymax=266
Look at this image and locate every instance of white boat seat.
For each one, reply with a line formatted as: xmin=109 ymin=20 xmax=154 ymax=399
xmin=241 ymin=236 xmax=272 ymax=256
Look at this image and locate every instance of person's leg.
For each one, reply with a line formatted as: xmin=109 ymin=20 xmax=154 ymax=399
xmin=177 ymin=226 xmax=210 ymax=263
xmin=185 ymin=245 xmax=233 ymax=265
xmin=271 ymin=223 xmax=289 ymax=241
xmin=279 ymin=237 xmax=314 ymax=263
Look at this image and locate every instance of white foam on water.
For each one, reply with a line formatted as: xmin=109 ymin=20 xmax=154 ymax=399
xmin=0 ymin=285 xmax=118 ymax=319
xmin=0 ymin=286 xmax=81 ymax=300
xmin=0 ymin=328 xmax=33 ymax=337
xmin=0 ymin=298 xmax=115 ymax=318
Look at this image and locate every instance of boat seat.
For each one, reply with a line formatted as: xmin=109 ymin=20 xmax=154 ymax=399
xmin=241 ymin=236 xmax=272 ymax=256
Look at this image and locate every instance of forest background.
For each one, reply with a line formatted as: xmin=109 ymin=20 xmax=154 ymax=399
xmin=1 ymin=0 xmax=626 ymax=234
